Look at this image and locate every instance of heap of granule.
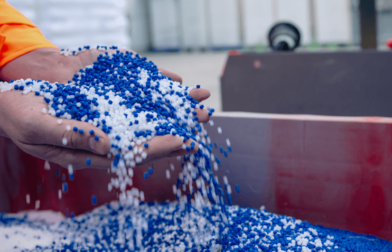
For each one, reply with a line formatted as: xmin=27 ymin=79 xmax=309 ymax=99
xmin=0 ymin=47 xmax=224 ymax=205
xmin=0 ymin=46 xmax=230 ymax=246
xmin=1 ymin=202 xmax=391 ymax=252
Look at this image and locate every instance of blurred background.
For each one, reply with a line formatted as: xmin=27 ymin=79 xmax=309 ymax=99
xmin=6 ymin=0 xmax=392 ymax=111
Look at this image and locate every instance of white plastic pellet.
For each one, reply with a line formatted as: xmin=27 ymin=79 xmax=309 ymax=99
xmin=62 ymin=138 xmax=68 ymax=145
xmin=140 ymin=191 xmax=145 ymax=202
xmin=35 ymin=200 xmax=40 ymax=210
xmin=42 ymin=108 xmax=47 ymax=113
xmin=166 ymin=170 xmax=170 ymax=179
xmin=44 ymin=161 xmax=50 ymax=170
xmin=135 ymin=156 xmax=142 ymax=164
xmin=57 ymin=119 xmax=63 ymax=124
xmin=141 ymin=152 xmax=147 ymax=159
xmin=66 ymin=125 xmax=71 ymax=131
xmin=214 ymin=163 xmax=218 ymax=171
xmin=209 ymin=120 xmax=214 ymax=126
xmin=227 ymin=185 xmax=232 ymax=194
xmin=172 ymin=185 xmax=177 ymax=194
xmin=223 ymin=176 xmax=228 ymax=184
xmin=67 ymin=164 xmax=73 ymax=175
xmin=217 ymin=127 xmax=222 ymax=134
xmin=26 ymin=194 xmax=30 ymax=204
xmin=138 ymin=147 xmax=143 ymax=154
xmin=128 ymin=168 xmax=134 ymax=177
xmin=170 ymin=163 xmax=175 ymax=171
xmin=58 ymin=190 xmax=62 ymax=199
xmin=226 ymin=139 xmax=231 ymax=147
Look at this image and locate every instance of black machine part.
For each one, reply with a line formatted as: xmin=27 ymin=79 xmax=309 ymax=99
xmin=268 ymin=23 xmax=301 ymax=51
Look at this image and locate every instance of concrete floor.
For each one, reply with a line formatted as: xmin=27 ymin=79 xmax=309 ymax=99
xmin=144 ymin=52 xmax=228 ymax=111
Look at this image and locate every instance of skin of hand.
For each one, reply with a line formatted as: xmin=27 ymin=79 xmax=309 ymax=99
xmin=0 ymin=48 xmax=211 ymax=169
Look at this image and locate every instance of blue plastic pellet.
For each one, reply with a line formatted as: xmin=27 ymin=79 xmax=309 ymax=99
xmin=144 ymin=143 xmax=149 ymax=148
xmin=91 ymin=195 xmax=97 ymax=205
xmin=78 ymin=129 xmax=84 ymax=134
xmin=144 ymin=172 xmax=149 ymax=179
xmin=62 ymin=183 xmax=68 ymax=192
xmin=73 ymin=126 xmax=78 ymax=132
xmin=89 ymin=130 xmax=94 ymax=135
xmin=235 ymin=184 xmax=240 ymax=193
xmin=94 ymin=135 xmax=99 ymax=141
xmin=86 ymin=157 xmax=91 ymax=166
xmin=148 ymin=167 xmax=153 ymax=175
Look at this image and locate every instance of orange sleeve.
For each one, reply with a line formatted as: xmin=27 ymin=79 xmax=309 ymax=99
xmin=0 ymin=0 xmax=57 ymax=67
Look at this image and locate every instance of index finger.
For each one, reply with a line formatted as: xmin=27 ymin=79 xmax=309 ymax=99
xmin=30 ymin=110 xmax=111 ymax=156
xmin=158 ymin=68 xmax=183 ymax=84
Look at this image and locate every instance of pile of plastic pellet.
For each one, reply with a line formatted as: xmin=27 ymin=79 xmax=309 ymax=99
xmin=0 ymin=46 xmax=223 ymax=208
xmin=1 ymin=202 xmax=392 ymax=251
xmin=0 ymin=46 xmax=392 ymax=252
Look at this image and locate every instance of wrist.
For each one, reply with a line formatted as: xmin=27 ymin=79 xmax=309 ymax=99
xmin=0 ymin=92 xmax=8 ymax=138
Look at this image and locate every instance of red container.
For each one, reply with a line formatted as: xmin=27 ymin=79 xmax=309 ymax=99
xmin=1 ymin=113 xmax=392 ymax=241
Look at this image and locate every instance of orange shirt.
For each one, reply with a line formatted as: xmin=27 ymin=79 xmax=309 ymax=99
xmin=0 ymin=0 xmax=57 ymax=67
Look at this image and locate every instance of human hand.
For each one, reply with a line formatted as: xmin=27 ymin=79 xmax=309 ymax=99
xmin=0 ymin=48 xmax=211 ymax=169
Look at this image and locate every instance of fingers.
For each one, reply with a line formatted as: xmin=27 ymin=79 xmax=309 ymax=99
xmin=18 ymin=143 xmax=112 ymax=169
xmin=30 ymin=112 xmax=111 ymax=156
xmin=194 ymin=108 xmax=210 ymax=123
xmin=189 ymin=88 xmax=210 ymax=102
xmin=167 ymin=139 xmax=199 ymax=157
xmin=129 ymin=135 xmax=183 ymax=166
xmin=188 ymin=88 xmax=211 ymax=123
xmin=158 ymin=68 xmax=183 ymax=84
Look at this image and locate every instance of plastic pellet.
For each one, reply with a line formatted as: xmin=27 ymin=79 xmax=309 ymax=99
xmin=94 ymin=135 xmax=99 ymax=141
xmin=78 ymin=129 xmax=84 ymax=134
xmin=35 ymin=200 xmax=40 ymax=210
xmin=166 ymin=169 xmax=170 ymax=179
xmin=62 ymin=183 xmax=68 ymax=193
xmin=57 ymin=119 xmax=63 ymax=124
xmin=42 ymin=108 xmax=47 ymax=113
xmin=26 ymin=194 xmax=30 ymax=204
xmin=86 ymin=157 xmax=91 ymax=166
xmin=67 ymin=164 xmax=73 ymax=175
xmin=91 ymin=195 xmax=97 ymax=205
xmin=62 ymin=138 xmax=67 ymax=145
xmin=4 ymin=47 xmax=383 ymax=252
xmin=89 ymin=130 xmax=94 ymax=135
xmin=58 ymin=190 xmax=62 ymax=199
xmin=44 ymin=160 xmax=50 ymax=170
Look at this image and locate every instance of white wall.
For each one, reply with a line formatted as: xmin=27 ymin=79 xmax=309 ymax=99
xmin=128 ymin=0 xmax=150 ymax=52
xmin=149 ymin=0 xmax=180 ymax=49
xmin=6 ymin=0 xmax=130 ymax=50
xmin=242 ymin=0 xmax=312 ymax=46
xmin=314 ymin=0 xmax=352 ymax=43
xmin=208 ymin=0 xmax=241 ymax=47
xmin=242 ymin=0 xmax=274 ymax=46
xmin=275 ymin=0 xmax=312 ymax=44
xmin=179 ymin=0 xmax=209 ymax=49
